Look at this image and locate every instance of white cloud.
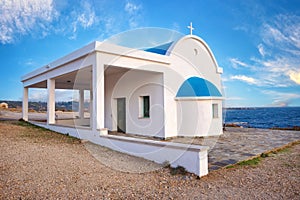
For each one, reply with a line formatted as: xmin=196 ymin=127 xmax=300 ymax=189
xmin=229 ymin=58 xmax=249 ymax=69
xmin=128 ymin=18 xmax=138 ymax=28
xmin=257 ymin=43 xmax=267 ymax=57
xmin=29 ymin=89 xmax=78 ymax=102
xmin=125 ymin=1 xmax=141 ymax=15
xmin=261 ymin=14 xmax=300 ymax=55
xmin=230 ymin=75 xmax=259 ymax=85
xmin=289 ymin=71 xmax=300 ymax=85
xmin=250 ymin=56 xmax=299 ymax=87
xmin=0 ymin=0 xmax=145 ymax=43
xmin=226 ymin=96 xmax=244 ymax=101
xmin=68 ymin=1 xmax=97 ymax=40
xmin=263 ymin=24 xmax=287 ymax=43
xmin=261 ymin=90 xmax=300 ymax=107
xmin=29 ymin=89 xmax=47 ymax=102
xmin=233 ymin=26 xmax=248 ymax=32
xmin=0 ymin=0 xmax=58 ymax=44
xmin=230 ymin=14 xmax=300 ymax=88
xmin=124 ymin=1 xmax=142 ymax=28
xmin=77 ymin=2 xmax=96 ymax=28
xmin=56 ymin=89 xmax=79 ymax=101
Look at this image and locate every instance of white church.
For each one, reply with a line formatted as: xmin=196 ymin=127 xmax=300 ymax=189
xmin=21 ymin=26 xmax=223 ymax=177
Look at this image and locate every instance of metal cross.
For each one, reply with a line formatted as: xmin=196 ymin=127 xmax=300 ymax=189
xmin=187 ymin=22 xmax=194 ymax=35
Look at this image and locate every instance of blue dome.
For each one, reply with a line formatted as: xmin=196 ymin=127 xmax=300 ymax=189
xmin=176 ymin=77 xmax=222 ymax=97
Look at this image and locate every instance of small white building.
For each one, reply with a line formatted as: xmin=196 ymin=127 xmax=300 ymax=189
xmin=21 ymin=30 xmax=223 ymax=177
xmin=22 ymin=34 xmax=223 ymax=138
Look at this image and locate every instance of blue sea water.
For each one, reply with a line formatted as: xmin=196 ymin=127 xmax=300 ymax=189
xmin=223 ymin=107 xmax=300 ymax=129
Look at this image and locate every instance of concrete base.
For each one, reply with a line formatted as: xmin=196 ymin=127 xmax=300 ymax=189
xmin=30 ymin=122 xmax=209 ymax=177
xmin=99 ymin=128 xmax=108 ymax=136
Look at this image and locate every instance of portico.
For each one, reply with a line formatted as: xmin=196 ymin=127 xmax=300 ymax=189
xmin=21 ymin=41 xmax=171 ymax=136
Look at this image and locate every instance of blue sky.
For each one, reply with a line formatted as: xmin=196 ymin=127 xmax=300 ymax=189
xmin=0 ymin=0 xmax=300 ymax=107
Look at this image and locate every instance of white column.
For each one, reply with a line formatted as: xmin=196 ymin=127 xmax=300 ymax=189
xmin=92 ymin=54 xmax=105 ymax=133
xmin=47 ymin=79 xmax=55 ymax=124
xmin=22 ymin=87 xmax=28 ymax=121
xmin=79 ymin=89 xmax=85 ymax=119
xmin=89 ymin=89 xmax=93 ymax=127
xmin=164 ymin=87 xmax=178 ymax=138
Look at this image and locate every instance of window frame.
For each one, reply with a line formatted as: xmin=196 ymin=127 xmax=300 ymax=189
xmin=212 ymin=103 xmax=219 ymax=118
xmin=139 ymin=95 xmax=150 ymax=118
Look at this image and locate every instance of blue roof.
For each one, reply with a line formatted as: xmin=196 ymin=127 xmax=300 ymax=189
xmin=176 ymin=77 xmax=222 ymax=97
xmin=144 ymin=42 xmax=174 ymax=55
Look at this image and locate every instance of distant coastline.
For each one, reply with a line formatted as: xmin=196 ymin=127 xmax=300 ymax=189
xmin=224 ymin=106 xmax=300 ymax=110
xmin=1 ymin=100 xmax=300 ymax=130
xmin=1 ymin=100 xmax=299 ymax=110
xmin=0 ymin=100 xmax=89 ymax=112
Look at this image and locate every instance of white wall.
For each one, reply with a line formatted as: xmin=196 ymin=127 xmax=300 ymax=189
xmin=169 ymin=36 xmax=222 ymax=90
xmin=176 ymin=99 xmax=223 ymax=137
xmin=164 ymin=36 xmax=223 ymax=137
xmin=208 ymin=99 xmax=223 ymax=136
xmin=105 ymin=68 xmax=165 ymax=138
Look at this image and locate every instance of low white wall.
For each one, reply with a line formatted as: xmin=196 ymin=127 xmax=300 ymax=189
xmin=31 ymin=122 xmax=209 ymax=177
xmin=176 ymin=98 xmax=223 ymax=137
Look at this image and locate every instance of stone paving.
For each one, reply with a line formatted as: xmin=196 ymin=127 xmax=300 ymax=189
xmin=1 ymin=111 xmax=299 ymax=172
xmin=109 ymin=127 xmax=300 ymax=171
xmin=170 ymin=127 xmax=300 ymax=171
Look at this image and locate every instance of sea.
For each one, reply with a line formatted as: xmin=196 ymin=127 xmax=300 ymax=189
xmin=223 ymin=107 xmax=300 ymax=129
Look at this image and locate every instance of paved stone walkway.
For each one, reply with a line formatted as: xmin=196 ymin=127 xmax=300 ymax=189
xmin=170 ymin=127 xmax=300 ymax=171
xmin=109 ymin=127 xmax=300 ymax=171
xmin=1 ymin=111 xmax=299 ymax=172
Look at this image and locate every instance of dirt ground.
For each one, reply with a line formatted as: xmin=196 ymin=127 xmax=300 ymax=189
xmin=0 ymin=120 xmax=299 ymax=199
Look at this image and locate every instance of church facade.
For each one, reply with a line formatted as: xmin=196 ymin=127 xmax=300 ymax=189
xmin=21 ymin=33 xmax=224 ymax=139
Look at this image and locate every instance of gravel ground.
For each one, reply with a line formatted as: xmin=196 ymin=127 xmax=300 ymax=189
xmin=0 ymin=120 xmax=299 ymax=199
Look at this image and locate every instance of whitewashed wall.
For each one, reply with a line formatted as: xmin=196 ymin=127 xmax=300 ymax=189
xmin=169 ymin=36 xmax=223 ymax=90
xmin=176 ymin=99 xmax=223 ymax=136
xmin=105 ymin=68 xmax=165 ymax=138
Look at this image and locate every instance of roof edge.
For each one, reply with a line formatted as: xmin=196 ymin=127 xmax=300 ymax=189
xmin=21 ymin=41 xmax=98 ymax=82
xmin=21 ymin=41 xmax=170 ymax=83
